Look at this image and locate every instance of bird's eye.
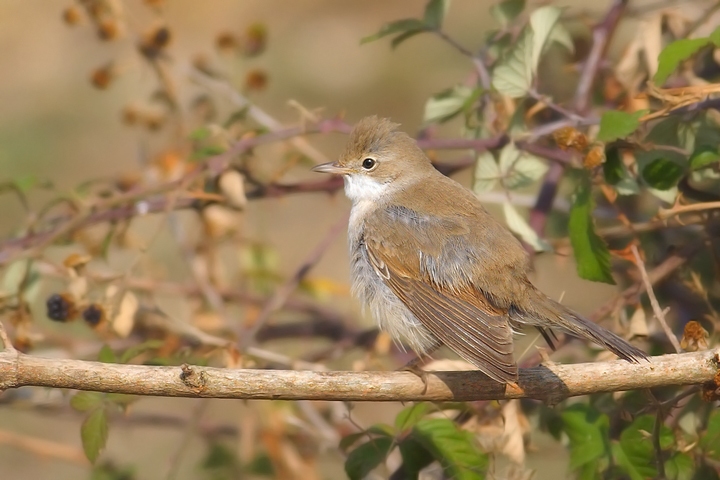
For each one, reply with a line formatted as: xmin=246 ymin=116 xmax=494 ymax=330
xmin=362 ymin=158 xmax=376 ymax=170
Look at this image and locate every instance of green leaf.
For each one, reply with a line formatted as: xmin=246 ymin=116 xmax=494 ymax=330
xmin=13 ymin=175 xmax=42 ymax=193
xmin=412 ymin=418 xmax=487 ymax=479
xmin=398 ymin=438 xmax=434 ymax=478
xmin=98 ymin=344 xmax=117 ymax=364
xmin=612 ymin=442 xmax=643 ymax=480
xmin=614 ymin=415 xmax=673 ymax=480
xmin=189 ymin=126 xmax=211 ymax=141
xmin=106 ymin=393 xmax=138 ymax=409
xmin=361 ymin=18 xmax=428 ymax=45
xmin=700 ymin=410 xmax=720 ymax=460
xmin=696 ymin=115 xmax=720 ymax=147
xmin=391 ymin=29 xmax=427 ymax=48
xmin=647 ymin=115 xmax=682 ymax=147
xmin=71 ymin=392 xmax=105 ymax=412
xmin=654 ymin=37 xmax=710 ymax=85
xmin=503 ymin=202 xmax=551 ymax=252
xmin=547 ymin=21 xmax=574 ymax=54
xmin=665 ymin=453 xmax=694 ymax=480
xmin=90 ymin=462 xmax=136 ymax=480
xmin=344 ymin=437 xmax=393 ymax=480
xmin=119 ymin=339 xmax=165 ymax=364
xmin=201 ymin=442 xmax=242 ymax=475
xmin=191 ymin=145 xmax=226 ymax=160
xmin=223 ymin=107 xmax=249 ymax=128
xmin=710 ymin=26 xmax=720 ymax=46
xmin=529 ymin=5 xmax=563 ymax=73
xmin=642 ymin=158 xmax=685 ymax=190
xmin=694 ymin=464 xmax=720 ymax=480
xmin=498 ymin=142 xmax=549 ymax=189
xmin=491 ymin=0 xmax=525 ymax=27
xmin=339 ymin=432 xmax=367 ymax=453
xmin=2 ymin=260 xmax=30 ymax=295
xmin=492 ymin=27 xmax=533 ymax=97
xmin=368 ymin=424 xmax=395 ymax=437
xmin=423 ymin=0 xmax=449 ymax=29
xmin=603 ymin=148 xmax=640 ymax=195
xmin=568 ymin=177 xmax=615 ymax=284
xmin=690 ymin=146 xmax=720 ymax=170
xmin=603 ymin=147 xmax=623 ymax=185
xmin=596 ymin=110 xmax=646 ymax=142
xmin=578 ymin=460 xmax=604 ymax=480
xmin=561 ymin=404 xmax=609 ymax=469
xmin=473 ymin=151 xmax=501 ymax=193
xmin=423 ymin=85 xmax=476 ymax=123
xmin=245 ymin=453 xmax=273 ymax=476
xmin=81 ymin=408 xmax=109 ymax=463
xmin=395 ymin=403 xmax=434 ymax=431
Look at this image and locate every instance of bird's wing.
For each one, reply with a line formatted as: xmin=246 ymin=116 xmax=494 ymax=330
xmin=363 ymin=206 xmax=517 ymax=383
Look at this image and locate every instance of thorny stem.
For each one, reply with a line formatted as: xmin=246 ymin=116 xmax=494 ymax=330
xmin=433 ymin=29 xmax=493 ymax=90
xmin=529 ymin=0 xmax=628 ymax=239
xmin=239 ymin=213 xmax=349 ymax=351
xmin=631 ymin=245 xmax=683 ymax=353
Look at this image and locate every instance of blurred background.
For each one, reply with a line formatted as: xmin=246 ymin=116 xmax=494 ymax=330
xmin=0 ymin=0 xmax=689 ymax=478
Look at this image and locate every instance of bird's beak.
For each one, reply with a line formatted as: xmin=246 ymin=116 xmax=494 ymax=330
xmin=311 ymin=162 xmax=350 ymax=175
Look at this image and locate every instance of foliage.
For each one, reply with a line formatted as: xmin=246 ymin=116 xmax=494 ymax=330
xmin=0 ymin=0 xmax=719 ymax=479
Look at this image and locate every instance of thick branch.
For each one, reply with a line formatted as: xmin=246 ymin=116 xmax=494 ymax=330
xmin=0 ymin=349 xmax=717 ymax=404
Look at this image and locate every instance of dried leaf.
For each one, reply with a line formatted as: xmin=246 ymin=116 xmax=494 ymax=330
xmin=219 ymin=170 xmax=247 ymax=209
xmin=63 ymin=253 xmax=92 ymax=269
xmin=502 ymin=400 xmax=527 ymax=464
xmin=68 ymin=276 xmax=88 ymax=301
xmin=203 ymin=204 xmax=241 ymax=238
xmin=583 ymin=146 xmax=606 ymax=169
xmin=112 ymin=291 xmax=138 ymax=338
xmin=629 ymin=307 xmax=649 ymax=338
xmin=680 ymin=320 xmax=709 ymax=352
xmin=553 ymin=126 xmax=588 ymax=151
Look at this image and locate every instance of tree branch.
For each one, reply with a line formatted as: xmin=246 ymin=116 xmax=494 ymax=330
xmin=0 ymin=348 xmax=717 ymax=404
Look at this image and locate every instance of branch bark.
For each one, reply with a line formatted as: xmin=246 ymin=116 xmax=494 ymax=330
xmin=0 ymin=348 xmax=717 ymax=405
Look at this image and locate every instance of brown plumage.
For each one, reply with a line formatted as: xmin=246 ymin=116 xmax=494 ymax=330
xmin=312 ymin=116 xmax=647 ymax=383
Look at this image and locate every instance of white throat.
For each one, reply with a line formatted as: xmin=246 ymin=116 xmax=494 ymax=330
xmin=343 ymin=174 xmax=392 ymax=203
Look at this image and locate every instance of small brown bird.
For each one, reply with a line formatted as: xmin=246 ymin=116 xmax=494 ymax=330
xmin=312 ymin=116 xmax=647 ymax=383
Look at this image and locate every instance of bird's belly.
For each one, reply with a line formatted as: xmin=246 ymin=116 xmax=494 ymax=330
xmin=350 ymin=250 xmax=437 ymax=354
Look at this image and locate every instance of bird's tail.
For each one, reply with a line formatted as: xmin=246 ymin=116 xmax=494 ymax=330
xmin=513 ymin=292 xmax=648 ymax=363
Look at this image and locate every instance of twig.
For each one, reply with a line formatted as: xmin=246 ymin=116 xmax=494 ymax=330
xmin=189 ymin=68 xmax=332 ymax=164
xmin=658 ymin=200 xmax=720 ymax=219
xmin=528 ymin=89 xmax=585 ymax=123
xmin=0 ymin=429 xmax=88 ymax=466
xmin=573 ymin=0 xmax=628 ymax=113
xmin=529 ymin=0 xmax=628 ymax=239
xmin=683 ymin=0 xmax=720 ymax=38
xmin=1 ymin=348 xmax=717 ymax=403
xmin=240 ymin=213 xmax=349 ymax=350
xmin=591 ymin=239 xmax=703 ymax=322
xmin=165 ymin=398 xmax=210 ymax=480
xmin=0 ymin=400 xmax=240 ymax=437
xmin=631 ymin=245 xmax=682 ymax=353
xmin=528 ymin=161 xmax=565 ymax=238
xmin=433 ymin=30 xmax=492 ymax=89
xmin=0 ymin=320 xmax=15 ymax=353
xmin=653 ymin=409 xmax=666 ymax=478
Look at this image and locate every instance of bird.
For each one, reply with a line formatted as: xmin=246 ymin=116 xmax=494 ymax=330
xmin=312 ymin=116 xmax=647 ymax=383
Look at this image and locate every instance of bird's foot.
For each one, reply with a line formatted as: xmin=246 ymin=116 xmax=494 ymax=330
xmin=397 ymin=357 xmax=431 ymax=394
